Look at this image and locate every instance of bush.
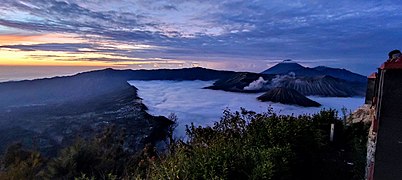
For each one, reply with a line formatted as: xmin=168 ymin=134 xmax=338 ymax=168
xmin=0 ymin=143 xmax=45 ymax=180
xmin=0 ymin=109 xmax=369 ymax=179
xmin=150 ymin=109 xmax=368 ymax=180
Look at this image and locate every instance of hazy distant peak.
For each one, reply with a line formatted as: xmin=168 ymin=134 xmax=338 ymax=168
xmin=261 ymin=60 xmax=304 ymax=74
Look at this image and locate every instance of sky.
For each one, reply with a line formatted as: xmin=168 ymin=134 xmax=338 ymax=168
xmin=1 ymin=0 xmax=401 ymax=77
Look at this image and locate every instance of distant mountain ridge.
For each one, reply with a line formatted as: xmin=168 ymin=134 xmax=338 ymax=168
xmin=0 ymin=67 xmax=237 ymax=108
xmin=261 ymin=59 xmax=367 ymax=83
xmin=261 ymin=59 xmax=305 ymax=75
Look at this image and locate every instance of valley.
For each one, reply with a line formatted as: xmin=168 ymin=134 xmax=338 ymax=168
xmin=0 ymin=64 xmax=367 ymax=155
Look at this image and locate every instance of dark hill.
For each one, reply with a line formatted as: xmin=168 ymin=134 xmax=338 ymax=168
xmin=0 ymin=71 xmax=168 ymax=156
xmin=0 ymin=67 xmax=236 ymax=155
xmin=261 ymin=60 xmax=367 ymax=83
xmin=257 ymin=87 xmax=321 ymax=107
xmin=0 ymin=67 xmax=236 ymax=108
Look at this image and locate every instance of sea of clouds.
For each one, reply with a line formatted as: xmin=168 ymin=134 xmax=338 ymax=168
xmin=128 ymin=80 xmax=365 ymax=138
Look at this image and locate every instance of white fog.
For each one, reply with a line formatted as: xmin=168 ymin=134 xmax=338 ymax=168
xmin=128 ymin=80 xmax=365 ymax=137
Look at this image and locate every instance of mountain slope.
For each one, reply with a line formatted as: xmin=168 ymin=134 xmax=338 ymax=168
xmin=312 ymin=66 xmax=367 ymax=83
xmin=257 ymin=87 xmax=321 ymax=107
xmin=261 ymin=60 xmax=367 ymax=83
xmin=274 ymin=75 xmax=365 ymax=97
xmin=0 ymin=67 xmax=236 ymax=155
xmin=207 ymin=72 xmax=366 ymax=97
xmin=0 ymin=70 xmax=174 ymax=155
xmin=205 ymin=72 xmax=273 ymax=92
xmin=261 ymin=59 xmax=305 ymax=74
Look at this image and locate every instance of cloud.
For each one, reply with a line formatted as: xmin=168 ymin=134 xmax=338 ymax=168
xmin=0 ymin=0 xmax=401 ymax=74
xmin=0 ymin=43 xmax=92 ymax=52
xmin=128 ymin=80 xmax=365 ymax=137
xmin=243 ymin=77 xmax=269 ymax=91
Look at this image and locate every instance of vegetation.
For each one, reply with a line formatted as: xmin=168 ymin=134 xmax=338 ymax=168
xmin=0 ymin=109 xmax=369 ymax=179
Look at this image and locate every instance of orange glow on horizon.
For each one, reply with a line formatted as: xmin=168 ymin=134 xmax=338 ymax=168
xmin=0 ymin=33 xmax=85 ymax=46
xmin=0 ymin=47 xmax=122 ymax=66
xmin=0 ymin=33 xmax=167 ymax=67
xmin=0 ymin=33 xmax=102 ymax=66
xmin=0 ymin=33 xmax=209 ymax=70
xmin=0 ymin=61 xmax=116 ymax=67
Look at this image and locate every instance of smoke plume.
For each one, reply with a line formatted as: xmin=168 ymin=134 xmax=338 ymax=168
xmin=243 ymin=77 xmax=269 ymax=91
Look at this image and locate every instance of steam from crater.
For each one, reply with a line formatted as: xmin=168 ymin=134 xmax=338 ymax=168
xmin=243 ymin=72 xmax=296 ymax=91
xmin=270 ymin=72 xmax=296 ymax=87
xmin=243 ymin=77 xmax=269 ymax=91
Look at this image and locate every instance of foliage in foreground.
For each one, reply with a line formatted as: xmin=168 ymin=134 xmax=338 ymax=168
xmin=0 ymin=109 xmax=369 ymax=180
xmin=151 ymin=109 xmax=369 ymax=180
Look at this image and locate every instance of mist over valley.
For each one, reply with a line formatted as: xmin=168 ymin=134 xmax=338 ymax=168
xmin=129 ymin=80 xmax=364 ymax=137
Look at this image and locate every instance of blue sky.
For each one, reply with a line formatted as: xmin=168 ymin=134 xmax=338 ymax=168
xmin=1 ymin=0 xmax=401 ymax=75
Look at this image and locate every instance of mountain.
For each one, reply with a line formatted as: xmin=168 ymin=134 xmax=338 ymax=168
xmin=311 ymin=66 xmax=367 ymax=83
xmin=207 ymin=72 xmax=366 ymax=97
xmin=261 ymin=59 xmax=306 ymax=74
xmin=0 ymin=71 xmax=167 ymax=156
xmin=261 ymin=60 xmax=367 ymax=83
xmin=273 ymin=75 xmax=365 ymax=97
xmin=257 ymin=87 xmax=321 ymax=107
xmin=0 ymin=67 xmax=236 ymax=155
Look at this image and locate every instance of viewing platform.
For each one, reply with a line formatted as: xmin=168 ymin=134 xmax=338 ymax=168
xmin=365 ymin=61 xmax=402 ymax=180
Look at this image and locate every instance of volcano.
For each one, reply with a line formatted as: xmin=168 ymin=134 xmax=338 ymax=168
xmin=257 ymin=87 xmax=321 ymax=107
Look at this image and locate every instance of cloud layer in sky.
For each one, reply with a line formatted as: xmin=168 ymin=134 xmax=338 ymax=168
xmin=1 ymin=0 xmax=401 ymax=74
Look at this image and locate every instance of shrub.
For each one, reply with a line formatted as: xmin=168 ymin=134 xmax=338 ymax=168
xmin=150 ymin=109 xmax=368 ymax=180
xmin=0 ymin=109 xmax=369 ymax=179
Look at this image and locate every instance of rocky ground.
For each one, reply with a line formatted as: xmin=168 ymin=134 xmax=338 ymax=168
xmin=348 ymin=104 xmax=374 ymax=124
